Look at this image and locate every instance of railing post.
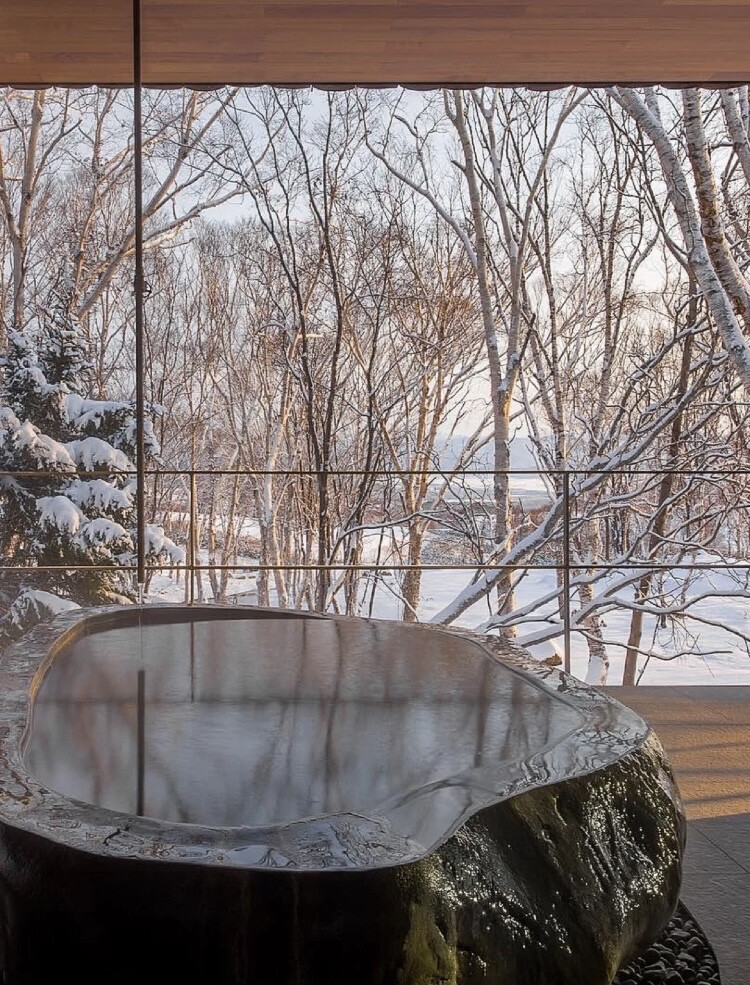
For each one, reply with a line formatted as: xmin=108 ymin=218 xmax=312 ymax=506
xmin=189 ymin=470 xmax=197 ymax=605
xmin=136 ymin=668 xmax=145 ymax=816
xmin=562 ymin=470 xmax=572 ymax=674
xmin=132 ymin=0 xmax=146 ymax=592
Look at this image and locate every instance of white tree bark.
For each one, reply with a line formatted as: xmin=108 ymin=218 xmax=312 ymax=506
xmin=614 ymin=86 xmax=750 ymax=390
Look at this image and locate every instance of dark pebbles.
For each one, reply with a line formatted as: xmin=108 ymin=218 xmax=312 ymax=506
xmin=613 ymin=902 xmax=720 ymax=985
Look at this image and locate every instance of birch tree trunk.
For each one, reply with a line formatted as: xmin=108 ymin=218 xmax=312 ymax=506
xmin=621 ymin=288 xmax=696 ymax=684
xmin=614 ymin=86 xmax=750 ymax=389
xmin=449 ymin=90 xmax=517 ymax=622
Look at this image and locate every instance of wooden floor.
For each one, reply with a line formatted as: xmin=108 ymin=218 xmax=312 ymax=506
xmin=3 ymin=0 xmax=750 ymax=87
xmin=607 ymin=686 xmax=750 ymax=985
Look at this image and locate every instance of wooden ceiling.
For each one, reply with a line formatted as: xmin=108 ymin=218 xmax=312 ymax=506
xmin=1 ymin=0 xmax=749 ymax=87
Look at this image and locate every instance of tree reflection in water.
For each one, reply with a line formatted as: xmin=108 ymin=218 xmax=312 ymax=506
xmin=27 ymin=615 xmax=582 ymax=842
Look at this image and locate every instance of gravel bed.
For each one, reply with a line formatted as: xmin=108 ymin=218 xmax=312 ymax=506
xmin=613 ymin=902 xmax=720 ymax=985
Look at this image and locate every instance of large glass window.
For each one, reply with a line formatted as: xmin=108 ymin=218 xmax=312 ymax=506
xmin=1 ymin=85 xmax=749 ymax=686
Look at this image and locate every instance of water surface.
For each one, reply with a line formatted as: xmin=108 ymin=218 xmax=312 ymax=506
xmin=27 ymin=615 xmax=583 ymax=830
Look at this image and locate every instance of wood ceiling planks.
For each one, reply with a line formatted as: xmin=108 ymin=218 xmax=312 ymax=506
xmin=1 ymin=0 xmax=749 ymax=87
xmin=0 ymin=2 xmax=132 ymax=86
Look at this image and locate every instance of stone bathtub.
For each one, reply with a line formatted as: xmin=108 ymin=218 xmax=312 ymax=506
xmin=0 ymin=605 xmax=685 ymax=984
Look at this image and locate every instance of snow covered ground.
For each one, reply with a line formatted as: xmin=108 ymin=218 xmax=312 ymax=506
xmin=148 ymin=438 xmax=750 ymax=686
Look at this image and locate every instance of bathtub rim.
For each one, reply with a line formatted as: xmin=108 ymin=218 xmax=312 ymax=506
xmin=0 ymin=603 xmax=655 ymax=872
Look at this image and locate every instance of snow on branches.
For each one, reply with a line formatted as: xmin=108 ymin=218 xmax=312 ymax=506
xmin=0 ymin=303 xmax=182 ymax=643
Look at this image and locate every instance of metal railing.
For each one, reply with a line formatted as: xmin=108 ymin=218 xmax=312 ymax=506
xmin=2 ymin=465 xmax=750 ymax=673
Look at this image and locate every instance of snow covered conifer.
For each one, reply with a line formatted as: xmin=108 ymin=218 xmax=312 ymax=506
xmin=39 ymin=291 xmax=94 ymax=396
xmin=0 ymin=298 xmax=183 ymax=645
xmin=3 ymin=329 xmax=51 ymax=429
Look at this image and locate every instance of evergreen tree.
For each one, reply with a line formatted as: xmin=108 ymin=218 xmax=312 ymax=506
xmin=0 ymin=298 xmax=183 ymax=643
xmin=39 ymin=291 xmax=94 ymax=395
